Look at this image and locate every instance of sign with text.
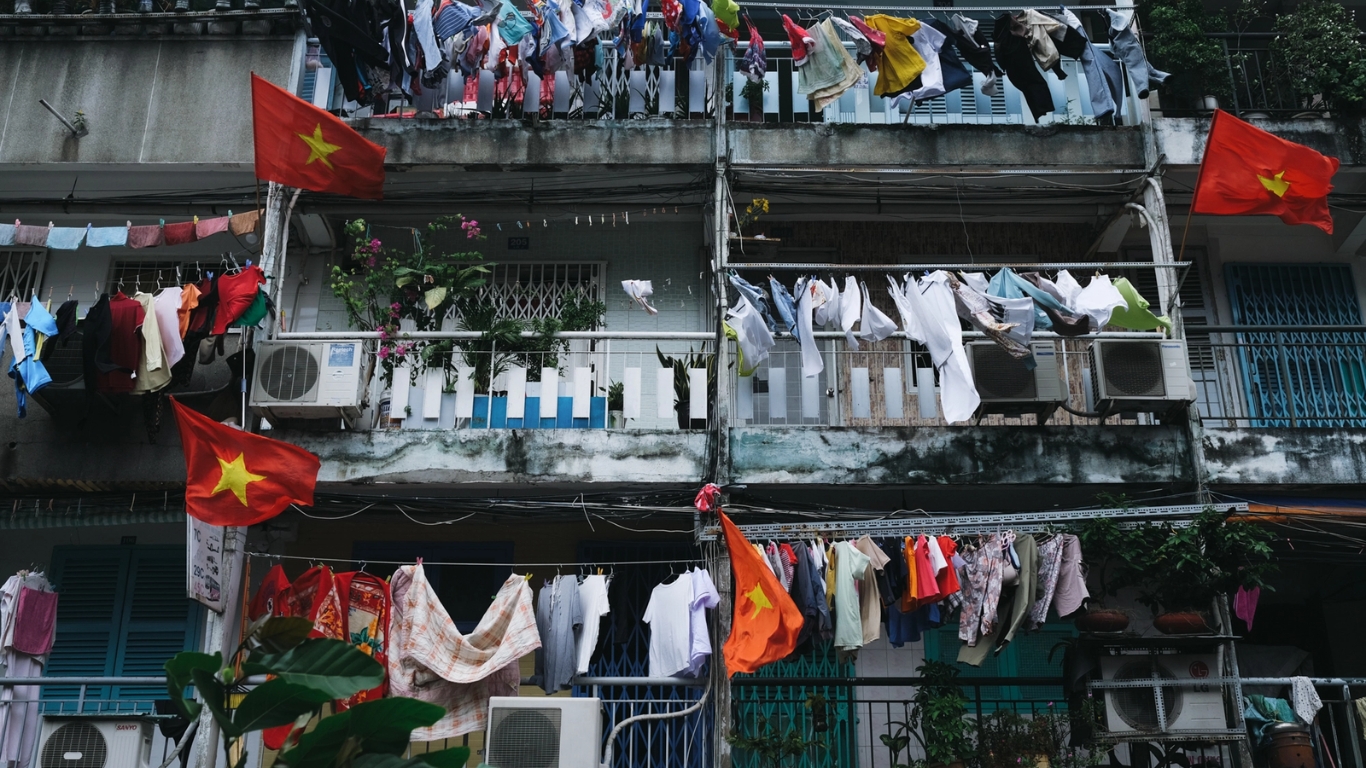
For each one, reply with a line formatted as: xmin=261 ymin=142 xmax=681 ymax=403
xmin=187 ymin=516 xmax=225 ymax=612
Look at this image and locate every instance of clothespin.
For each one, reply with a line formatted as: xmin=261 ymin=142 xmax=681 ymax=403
xmin=228 ymin=210 xmax=233 ymax=217
xmin=126 ymin=221 xmax=131 ymax=229
xmin=159 ymin=219 xmax=165 ymax=227
xmin=524 ymin=572 xmax=533 ymax=581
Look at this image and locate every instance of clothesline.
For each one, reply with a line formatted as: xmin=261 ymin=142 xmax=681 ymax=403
xmin=697 ymin=503 xmax=1249 ymax=541
xmin=728 ymin=261 xmax=1192 ymax=271
xmin=246 ymin=551 xmax=707 ymax=568
xmin=734 ymin=3 xmax=1137 ymax=10
xmin=0 ymin=211 xmax=263 ymax=252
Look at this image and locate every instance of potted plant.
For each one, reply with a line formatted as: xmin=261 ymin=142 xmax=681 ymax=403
xmin=906 ymin=660 xmax=975 ymax=768
xmin=1140 ymin=507 xmax=1276 ymax=634
xmin=605 ymin=380 xmax=625 ymax=428
xmin=656 ymin=346 xmax=716 ymax=430
xmin=1272 ymin=1 xmax=1366 ymax=116
xmin=740 ymin=77 xmax=769 ymax=122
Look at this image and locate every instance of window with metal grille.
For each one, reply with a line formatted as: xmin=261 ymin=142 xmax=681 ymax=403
xmin=106 ymin=261 xmax=212 ymax=294
xmin=447 ymin=262 xmax=604 ymax=325
xmin=0 ymin=248 xmax=48 ymax=301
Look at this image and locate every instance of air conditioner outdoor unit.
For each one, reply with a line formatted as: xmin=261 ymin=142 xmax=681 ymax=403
xmin=966 ymin=341 xmax=1065 ymax=423
xmin=485 ymin=696 xmax=602 ymax=768
xmin=1088 ymin=339 xmax=1193 ymax=421
xmin=38 ymin=717 xmax=153 ymax=768
xmin=251 ymin=340 xmax=366 ymax=423
xmin=1099 ymin=653 xmax=1227 ymax=735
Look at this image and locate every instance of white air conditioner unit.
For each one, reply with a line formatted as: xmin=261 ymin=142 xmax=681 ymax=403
xmin=1088 ymin=339 xmax=1194 ymax=421
xmin=485 ymin=696 xmax=602 ymax=768
xmin=251 ymin=340 xmax=366 ymax=423
xmin=1100 ymin=653 xmax=1227 ymax=735
xmin=39 ymin=717 xmax=153 ymax=768
xmin=966 ymin=341 xmax=1065 ymax=423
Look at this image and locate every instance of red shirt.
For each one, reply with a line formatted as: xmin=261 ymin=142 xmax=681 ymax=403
xmin=213 ymin=265 xmax=266 ymax=335
xmin=100 ymin=292 xmax=144 ymax=392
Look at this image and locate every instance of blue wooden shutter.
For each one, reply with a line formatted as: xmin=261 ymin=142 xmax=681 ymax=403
xmin=46 ymin=548 xmax=131 ymax=707
xmin=111 ymin=547 xmax=198 ymax=706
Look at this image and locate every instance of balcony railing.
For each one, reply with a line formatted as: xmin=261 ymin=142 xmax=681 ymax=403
xmin=1191 ymin=325 xmax=1366 ymax=428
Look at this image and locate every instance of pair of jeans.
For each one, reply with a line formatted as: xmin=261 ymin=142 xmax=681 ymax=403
xmin=1107 ymin=9 xmax=1170 ymax=99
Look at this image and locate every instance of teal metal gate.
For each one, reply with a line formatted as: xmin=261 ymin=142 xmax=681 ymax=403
xmin=1224 ymin=263 xmax=1366 ymax=427
xmin=730 ymin=644 xmax=857 ymax=767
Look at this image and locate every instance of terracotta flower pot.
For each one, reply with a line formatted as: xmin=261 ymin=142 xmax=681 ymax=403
xmin=1075 ymin=609 xmax=1130 ymax=633
xmin=1153 ymin=611 xmax=1211 ymax=635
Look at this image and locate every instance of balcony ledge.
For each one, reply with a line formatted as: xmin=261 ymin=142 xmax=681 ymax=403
xmin=1203 ymin=427 xmax=1366 ymax=486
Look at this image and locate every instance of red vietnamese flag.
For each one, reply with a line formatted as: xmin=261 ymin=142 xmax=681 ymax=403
xmin=719 ymin=509 xmax=804 ymax=676
xmin=1192 ymin=109 xmax=1340 ymax=234
xmin=171 ymin=398 xmax=321 ymax=526
xmin=251 ymin=73 xmax=386 ymax=200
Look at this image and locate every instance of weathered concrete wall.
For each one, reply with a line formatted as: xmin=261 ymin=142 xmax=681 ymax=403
xmin=350 ymin=119 xmax=715 ymax=168
xmin=1156 ymin=116 xmax=1366 ymax=167
xmin=0 ymin=39 xmax=294 ymax=167
xmin=727 ymin=123 xmax=1147 ymax=168
xmin=1204 ymin=428 xmax=1366 ymax=486
xmin=730 ymin=425 xmax=1194 ymax=485
xmin=289 ymin=428 xmax=709 ymax=485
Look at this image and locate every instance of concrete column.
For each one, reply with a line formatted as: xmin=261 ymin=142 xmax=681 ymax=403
xmin=711 ymin=56 xmax=732 ymax=487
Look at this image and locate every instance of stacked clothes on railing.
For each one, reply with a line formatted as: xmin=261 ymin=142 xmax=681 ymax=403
xmin=772 ymin=6 xmax=1167 ymax=122
xmin=725 ymin=267 xmax=1171 ymax=424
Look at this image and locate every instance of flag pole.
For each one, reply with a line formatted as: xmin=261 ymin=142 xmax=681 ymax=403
xmin=1179 ymin=110 xmax=1217 ymax=264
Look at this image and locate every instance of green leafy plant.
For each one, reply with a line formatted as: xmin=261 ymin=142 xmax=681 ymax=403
xmin=604 ymin=381 xmax=625 ymax=412
xmin=655 ymin=346 xmax=716 ymax=429
xmin=166 ymin=616 xmax=469 ymax=768
xmin=1273 ymin=1 xmax=1366 ymax=114
xmin=906 ymin=660 xmax=975 ymax=767
xmin=1138 ymin=507 xmax=1277 ymax=613
xmin=740 ymin=78 xmax=769 ymax=109
xmin=330 ymin=217 xmax=488 ymax=385
xmin=726 ymin=713 xmax=827 ymax=768
xmin=1142 ymin=0 xmax=1232 ymax=106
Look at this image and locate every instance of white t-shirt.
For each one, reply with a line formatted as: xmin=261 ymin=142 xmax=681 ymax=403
xmin=643 ymin=577 xmax=694 ymax=677
xmin=686 ymin=569 xmax=719 ymax=675
xmin=832 ymin=541 xmax=871 ymax=651
xmin=574 ymin=574 xmax=611 ymax=675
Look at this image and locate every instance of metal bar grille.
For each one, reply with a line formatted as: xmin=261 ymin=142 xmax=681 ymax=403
xmin=0 ymin=249 xmax=47 ymax=301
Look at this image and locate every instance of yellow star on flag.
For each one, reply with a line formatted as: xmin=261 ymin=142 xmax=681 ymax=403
xmin=298 ymin=124 xmax=341 ymax=170
xmin=1258 ymin=170 xmax=1290 ymax=198
xmin=744 ymin=582 xmax=774 ymax=619
xmin=212 ymin=453 xmax=266 ymax=506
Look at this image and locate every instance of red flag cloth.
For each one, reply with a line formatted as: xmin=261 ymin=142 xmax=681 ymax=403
xmin=251 ymin=73 xmax=387 ymax=200
xmin=1192 ymin=109 xmax=1340 ymax=234
xmin=171 ymin=398 xmax=321 ymax=526
xmin=719 ymin=509 xmax=804 ymax=676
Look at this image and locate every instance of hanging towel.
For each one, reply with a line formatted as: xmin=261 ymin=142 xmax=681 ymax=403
xmin=1289 ymin=677 xmax=1323 ymax=725
xmin=14 ymin=225 xmax=49 ymax=247
xmin=795 ymin=278 xmax=824 ymax=377
xmin=1234 ymin=585 xmax=1260 ymax=630
xmin=388 ymin=565 xmax=541 ymax=739
xmin=45 ymin=227 xmax=86 ymax=250
xmin=163 ymin=221 xmax=197 ymax=246
xmin=86 ymin=225 xmax=130 ymax=248
xmin=11 ymin=587 xmax=58 ymax=656
xmin=621 ymin=280 xmax=659 ymax=315
xmin=229 ymin=209 xmax=262 ymax=236
xmin=727 ymin=294 xmax=774 ymax=375
xmin=127 ymin=225 xmax=164 ymax=249
xmin=194 ymin=216 xmax=231 ymax=240
xmin=801 ymin=20 xmax=863 ymax=109
xmin=1074 ymin=275 xmax=1129 ymax=331
xmin=0 ymin=224 xmax=14 ymax=246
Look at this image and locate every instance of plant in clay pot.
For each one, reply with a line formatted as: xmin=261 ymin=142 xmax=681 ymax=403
xmin=1073 ymin=509 xmax=1157 ymax=632
xmin=906 ymin=660 xmax=975 ymax=768
xmin=1139 ymin=507 xmax=1276 ymax=633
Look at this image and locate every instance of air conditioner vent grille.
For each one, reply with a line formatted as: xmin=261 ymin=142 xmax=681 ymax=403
xmin=487 ymin=707 xmax=561 ymax=768
xmin=41 ymin=722 xmax=108 ymax=768
xmin=971 ymin=344 xmax=1037 ymax=399
xmin=1111 ymin=661 xmax=1184 ymax=732
xmin=259 ymin=345 xmax=320 ymax=402
xmin=1100 ymin=341 xmax=1165 ymax=397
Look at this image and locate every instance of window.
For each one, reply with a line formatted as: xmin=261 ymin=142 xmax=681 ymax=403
xmin=0 ymin=248 xmax=47 ymax=301
xmin=45 ymin=546 xmax=203 ymax=711
xmin=447 ymin=262 xmax=605 ymax=325
xmin=350 ymin=542 xmax=513 ymax=633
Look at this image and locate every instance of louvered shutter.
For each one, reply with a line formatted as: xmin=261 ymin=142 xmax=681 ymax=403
xmin=46 ymin=549 xmax=130 ymax=706
xmin=111 ymin=548 xmax=197 ymax=705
